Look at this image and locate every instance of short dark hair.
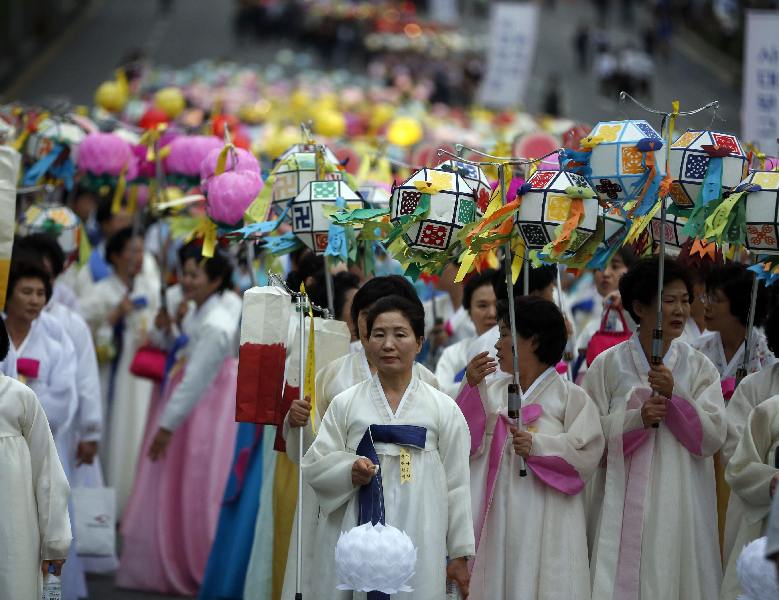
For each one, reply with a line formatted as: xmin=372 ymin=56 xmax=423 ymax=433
xmin=706 ymin=263 xmax=768 ymax=328
xmin=307 ymin=271 xmax=361 ymax=321
xmin=105 ymin=227 xmax=136 ymax=267
xmin=463 ymin=269 xmax=497 ymax=311
xmin=96 ymin=197 xmax=116 ymax=225
xmin=0 ymin=317 xmax=9 ymax=362
xmin=14 ymin=233 xmax=65 ymax=277
xmin=366 ymin=295 xmax=426 ymax=339
xmin=497 ymin=296 xmax=567 ymax=365
xmin=619 ymin=256 xmax=692 ymax=324
xmin=7 ymin=255 xmax=53 ymax=303
xmin=765 ymin=304 xmax=779 ymax=356
xmin=350 ymin=275 xmax=421 ymax=327
xmin=178 ymin=241 xmax=234 ymax=293
xmin=492 ymin=264 xmax=557 ymax=301
xmin=613 ymin=246 xmax=638 ymax=269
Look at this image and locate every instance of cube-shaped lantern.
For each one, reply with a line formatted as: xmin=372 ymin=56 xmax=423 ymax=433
xmin=650 ymin=198 xmax=688 ymax=250
xmin=438 ymin=159 xmax=491 ymax=214
xmin=271 ymin=151 xmax=317 ymax=218
xmin=742 ymin=171 xmax=779 ymax=254
xmin=389 ymin=167 xmax=478 ymax=253
xmin=291 ymin=179 xmax=365 ymax=255
xmin=588 ymin=120 xmax=666 ymax=204
xmin=516 ymin=170 xmax=598 ymax=251
xmin=668 ymin=130 xmax=748 ymax=209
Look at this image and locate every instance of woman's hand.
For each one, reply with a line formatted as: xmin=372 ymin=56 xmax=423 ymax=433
xmin=648 ymin=363 xmax=674 ymax=399
xmin=41 ymin=559 xmax=65 ymax=576
xmin=446 ymin=556 xmax=470 ymax=598
xmin=510 ymin=428 xmax=533 ymax=458
xmin=288 ymin=396 xmax=312 ymax=428
xmin=466 ymin=351 xmax=497 ymax=387
xmin=604 ymin=291 xmax=623 ymax=311
xmin=351 ymin=457 xmax=376 ymax=486
xmin=641 ymin=394 xmax=667 ymax=428
xmin=148 ymin=428 xmax=173 ymax=461
xmin=76 ymin=441 xmax=98 ymax=466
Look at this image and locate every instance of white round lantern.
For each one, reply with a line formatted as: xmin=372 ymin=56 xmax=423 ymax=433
xmin=335 ymin=522 xmax=417 ymax=594
xmin=587 ymin=119 xmax=666 ymax=204
xmin=26 ymin=118 xmax=87 ymax=163
xmin=650 ymin=198 xmax=689 ymax=251
xmin=668 ymin=129 xmax=748 ymax=209
xmin=600 ymin=205 xmax=630 ymax=252
xmin=291 ymin=178 xmax=364 ymax=255
xmin=356 ymin=183 xmax=391 ymax=209
xmin=516 ymin=169 xmax=599 ymax=251
xmin=271 ymin=150 xmax=317 ymax=218
xmin=741 ymin=170 xmax=779 ymax=254
xmin=389 ymin=167 xmax=478 ymax=253
xmin=277 ymin=142 xmax=339 ymax=166
xmin=18 ymin=204 xmax=81 ymax=256
xmin=438 ymin=159 xmax=492 ymax=214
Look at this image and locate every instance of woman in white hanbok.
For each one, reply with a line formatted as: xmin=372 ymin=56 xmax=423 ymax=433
xmin=456 ymin=296 xmax=604 ymax=600
xmin=435 ymin=269 xmax=497 ymax=399
xmin=0 ymin=318 xmax=72 ymax=599
xmin=584 ymin=257 xmax=726 ymax=600
xmin=301 ymin=295 xmax=475 ymax=599
xmin=81 ymin=227 xmax=159 ymax=516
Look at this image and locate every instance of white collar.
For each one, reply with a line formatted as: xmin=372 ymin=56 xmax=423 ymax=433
xmin=373 ymin=372 xmax=415 ymax=419
xmin=521 ymin=366 xmax=556 ymax=400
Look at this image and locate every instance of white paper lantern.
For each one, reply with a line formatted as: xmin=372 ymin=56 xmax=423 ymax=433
xmin=335 ymin=522 xmax=417 ymax=594
xmin=515 ymin=169 xmax=598 ymax=251
xmin=357 ymin=183 xmax=391 ymax=209
xmin=18 ymin=204 xmax=81 ymax=256
xmin=667 ymin=129 xmax=748 ymax=209
xmin=438 ymin=159 xmax=491 ymax=214
xmin=271 ymin=144 xmax=342 ymax=218
xmin=390 ymin=167 xmax=477 ymax=253
xmin=291 ymin=178 xmax=364 ymax=255
xmin=277 ymin=142 xmax=339 ymax=165
xmin=736 ymin=537 xmax=779 ymax=600
xmin=650 ymin=198 xmax=688 ymax=250
xmin=26 ymin=118 xmax=87 ymax=163
xmin=741 ymin=170 xmax=779 ymax=254
xmin=588 ymin=119 xmax=666 ymax=204
xmin=600 ymin=205 xmax=629 ymax=252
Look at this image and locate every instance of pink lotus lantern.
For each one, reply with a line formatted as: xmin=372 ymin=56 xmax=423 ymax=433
xmin=77 ymin=132 xmax=137 ymax=178
xmin=204 ymin=170 xmax=263 ymax=226
xmin=199 ymin=146 xmax=260 ymax=187
xmin=166 ymin=135 xmax=223 ymax=178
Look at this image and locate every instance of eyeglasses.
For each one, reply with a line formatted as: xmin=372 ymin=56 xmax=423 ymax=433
xmin=700 ymin=294 xmax=724 ymax=305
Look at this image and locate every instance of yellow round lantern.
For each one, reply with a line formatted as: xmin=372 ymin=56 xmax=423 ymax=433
xmin=95 ymin=81 xmax=128 ymax=113
xmin=154 ymin=87 xmax=186 ymax=119
xmin=313 ymin=109 xmax=346 ymax=138
xmin=369 ymin=103 xmax=395 ymax=131
xmin=387 ymin=117 xmax=423 ymax=147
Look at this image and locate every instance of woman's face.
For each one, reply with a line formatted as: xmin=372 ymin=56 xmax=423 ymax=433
xmin=469 ymin=284 xmax=498 ymax=337
xmin=703 ymin=286 xmax=740 ymax=334
xmin=595 ymin=254 xmax=629 ymax=297
xmin=112 ymin=237 xmax=144 ymax=278
xmin=7 ymin=277 xmax=47 ymax=324
xmin=367 ymin=311 xmax=422 ymax=377
xmin=180 ymin=258 xmax=221 ymax=306
xmin=494 ymin=321 xmax=540 ymax=374
xmin=633 ymin=279 xmax=691 ymax=340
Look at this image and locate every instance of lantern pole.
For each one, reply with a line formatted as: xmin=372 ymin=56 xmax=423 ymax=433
xmin=153 ymin=135 xmax=170 ymax=311
xmin=556 ymin=267 xmax=574 ymax=381
xmin=296 ymin=291 xmax=306 ymax=600
xmin=313 ymin=143 xmax=337 ymax=316
xmin=736 ymin=258 xmax=760 ymax=385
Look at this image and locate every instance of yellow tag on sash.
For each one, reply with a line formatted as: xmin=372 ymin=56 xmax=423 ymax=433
xmin=399 ymin=448 xmax=412 ymax=483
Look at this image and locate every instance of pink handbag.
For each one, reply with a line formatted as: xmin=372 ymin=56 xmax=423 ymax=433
xmin=586 ymin=304 xmax=632 ymax=366
xmin=129 ymin=346 xmax=166 ymax=382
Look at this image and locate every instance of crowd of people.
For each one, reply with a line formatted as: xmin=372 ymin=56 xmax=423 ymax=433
xmin=2 ymin=191 xmax=779 ymax=600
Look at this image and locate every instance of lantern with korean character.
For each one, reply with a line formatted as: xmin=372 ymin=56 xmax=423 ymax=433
xmin=741 ymin=170 xmax=779 ymax=254
xmin=667 ymin=129 xmax=748 ymax=209
xmin=586 ymin=120 xmax=666 ymax=205
xmin=650 ymin=198 xmax=689 ymax=250
xmin=291 ymin=178 xmax=365 ymax=255
xmin=438 ymin=159 xmax=491 ymax=214
xmin=515 ymin=169 xmax=598 ymax=253
xmin=389 ymin=167 xmax=478 ymax=253
xmin=270 ymin=144 xmax=341 ymax=218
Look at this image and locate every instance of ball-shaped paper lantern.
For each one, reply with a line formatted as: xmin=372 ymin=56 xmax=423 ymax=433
xmin=199 ymin=146 xmax=260 ymax=187
xmin=166 ymin=135 xmax=223 ymax=178
xmin=587 ymin=120 xmax=666 ymax=204
xmin=740 ymin=170 xmax=779 ymax=254
xmin=387 ymin=116 xmax=423 ymax=147
xmin=270 ymin=145 xmax=340 ymax=218
xmin=668 ymin=130 xmax=748 ymax=208
xmin=154 ymin=87 xmax=186 ymax=119
xmin=313 ymin=108 xmax=346 ymax=138
xmin=357 ymin=183 xmax=391 ymax=209
xmin=335 ymin=523 xmax=417 ymax=594
xmin=516 ymin=170 xmax=598 ymax=251
xmin=77 ymin=132 xmax=135 ymax=177
xmin=25 ymin=118 xmax=86 ymax=163
xmin=438 ymin=159 xmax=491 ymax=214
xmin=390 ymin=167 xmax=478 ymax=252
xmin=205 ymin=169 xmax=263 ymax=226
xmin=95 ymin=80 xmax=127 ymax=113
xmin=291 ymin=179 xmax=364 ymax=255
xmin=650 ymin=198 xmax=689 ymax=250
xmin=18 ymin=205 xmax=80 ymax=256
xmin=139 ymin=106 xmax=170 ymax=130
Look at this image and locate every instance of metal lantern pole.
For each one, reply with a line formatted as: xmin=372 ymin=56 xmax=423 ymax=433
xmin=296 ymin=291 xmax=306 ymax=600
xmin=246 ymin=240 xmax=258 ymax=288
xmin=153 ymin=139 xmax=169 ymax=311
xmin=736 ymin=260 xmax=760 ymax=385
xmin=556 ymin=267 xmax=574 ymax=381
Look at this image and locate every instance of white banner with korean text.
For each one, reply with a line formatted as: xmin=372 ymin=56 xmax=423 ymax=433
xmin=742 ymin=10 xmax=779 ymax=152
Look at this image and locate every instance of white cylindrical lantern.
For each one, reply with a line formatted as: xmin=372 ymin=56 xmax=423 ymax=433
xmin=740 ymin=170 xmax=779 ymax=254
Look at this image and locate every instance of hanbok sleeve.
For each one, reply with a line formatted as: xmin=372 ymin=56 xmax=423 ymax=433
xmin=454 ymin=383 xmax=487 ymax=457
xmin=583 ymin=351 xmax=644 ymax=438
xmin=21 ymin=385 xmax=72 ymax=560
xmin=437 ymin=398 xmax=476 ymax=559
xmin=435 ymin=345 xmax=461 ymax=399
xmin=72 ymin=315 xmax=102 ymax=442
xmin=527 ymin=385 xmax=605 ymax=494
xmin=41 ymin=334 xmax=78 ymax=435
xmin=723 ymin=377 xmax=759 ymax=466
xmin=301 ymin=392 xmax=358 ymax=515
xmin=724 ymin=396 xmax=779 ymax=509
xmin=157 ymin=322 xmax=230 ymax=431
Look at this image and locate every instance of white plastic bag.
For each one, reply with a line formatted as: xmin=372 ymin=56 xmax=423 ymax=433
xmin=71 ymin=485 xmax=116 ymax=556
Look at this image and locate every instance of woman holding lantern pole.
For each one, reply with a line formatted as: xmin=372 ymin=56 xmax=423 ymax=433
xmin=585 ymin=257 xmax=726 ymax=600
xmin=301 ymin=295 xmax=474 ymax=599
xmin=456 ymin=296 xmax=604 ymax=599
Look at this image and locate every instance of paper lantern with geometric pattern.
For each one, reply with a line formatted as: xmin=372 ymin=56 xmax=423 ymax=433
xmin=741 ymin=170 xmax=779 ymax=254
xmin=587 ymin=119 xmax=666 ymax=205
xmin=270 ymin=144 xmax=341 ymax=218
xmin=438 ymin=159 xmax=491 ymax=214
xmin=291 ymin=178 xmax=365 ymax=255
xmin=515 ymin=170 xmax=598 ymax=251
xmin=667 ymin=129 xmax=748 ymax=209
xmin=389 ymin=167 xmax=478 ymax=253
xmin=650 ymin=198 xmax=688 ymax=250
xmin=600 ymin=205 xmax=629 ymax=252
xmin=356 ymin=184 xmax=391 ymax=209
xmin=18 ymin=204 xmax=81 ymax=256
xmin=25 ymin=118 xmax=87 ymax=163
